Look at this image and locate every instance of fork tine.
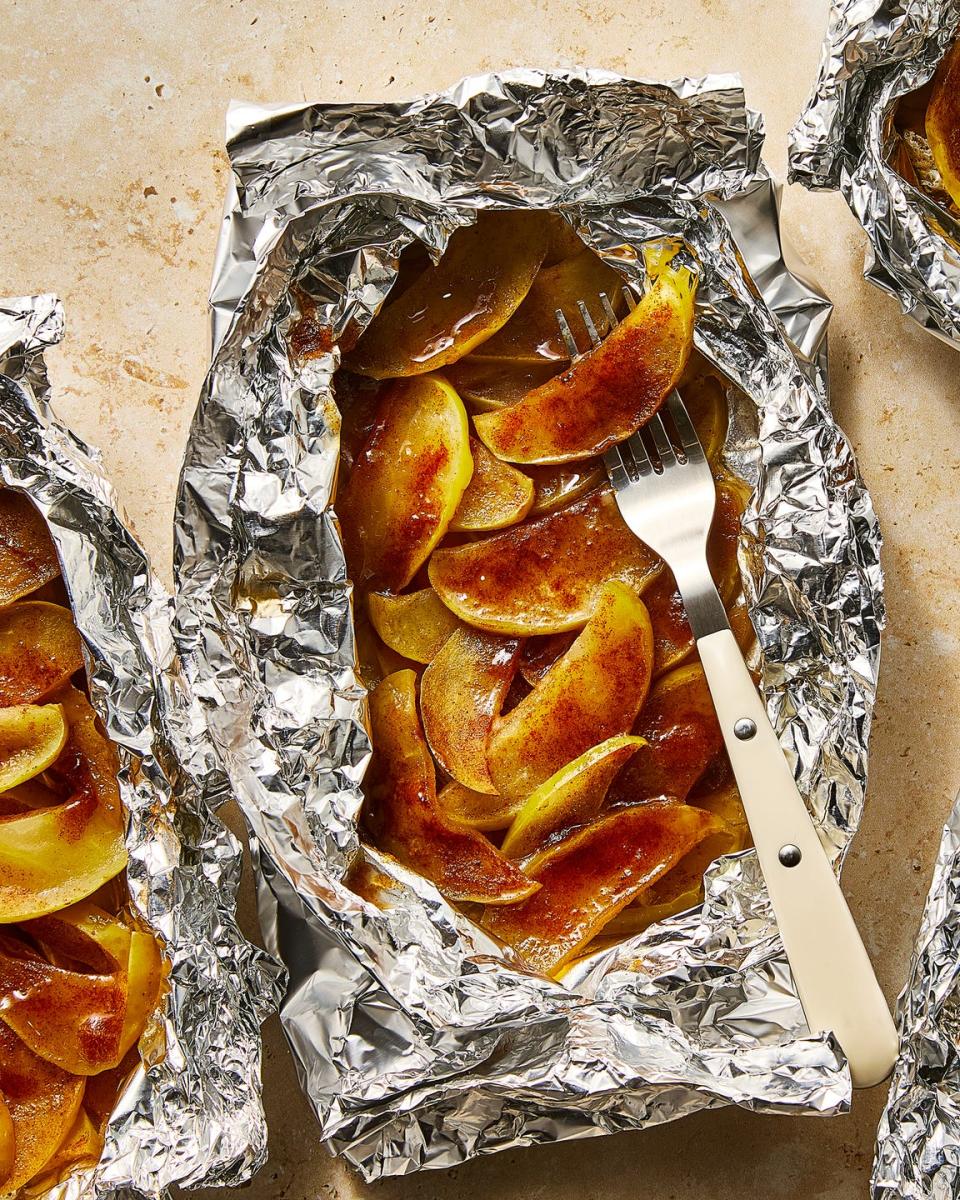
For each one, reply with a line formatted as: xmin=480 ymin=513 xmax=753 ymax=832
xmin=599 ymin=292 xmax=618 ymax=329
xmin=623 ymin=286 xmax=638 ymax=312
xmin=604 ymin=443 xmax=633 ymax=491
xmin=624 ymin=430 xmax=654 ymax=477
xmin=555 ymin=308 xmax=581 ymax=358
xmin=576 ymin=300 xmax=602 ymax=350
xmin=665 ymin=391 xmax=707 ymax=462
xmin=646 ymin=412 xmax=678 ymax=469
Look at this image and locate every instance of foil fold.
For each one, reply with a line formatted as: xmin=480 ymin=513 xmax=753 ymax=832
xmin=789 ymin=0 xmax=960 ymax=346
xmin=173 ymin=70 xmax=883 ymax=1179
xmin=0 ymin=294 xmax=282 ymax=1198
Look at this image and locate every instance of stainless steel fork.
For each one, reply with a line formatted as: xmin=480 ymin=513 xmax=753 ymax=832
xmin=557 ymin=296 xmax=899 ymax=1089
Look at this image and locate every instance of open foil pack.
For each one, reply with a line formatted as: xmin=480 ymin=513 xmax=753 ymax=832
xmin=172 ymin=71 xmax=884 ymax=1178
xmin=789 ymin=0 xmax=960 ymax=347
xmin=0 ymin=295 xmax=282 ymax=1198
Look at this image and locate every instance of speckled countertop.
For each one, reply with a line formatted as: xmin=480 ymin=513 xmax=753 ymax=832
xmin=3 ymin=2 xmax=959 ymax=1197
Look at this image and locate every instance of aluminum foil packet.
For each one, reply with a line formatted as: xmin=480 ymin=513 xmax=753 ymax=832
xmin=0 ymin=294 xmax=282 ymax=1198
xmin=872 ymin=788 xmax=960 ymax=1198
xmin=789 ymin=0 xmax=960 ymax=347
xmin=173 ymin=70 xmax=884 ymax=1179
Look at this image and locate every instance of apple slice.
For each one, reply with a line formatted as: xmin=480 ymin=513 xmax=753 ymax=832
xmin=483 ymin=801 xmax=722 ymax=973
xmin=0 ymin=703 xmax=67 ymax=793
xmin=429 ymin=487 xmax=662 ymax=635
xmin=682 ymin=372 xmax=728 ymax=464
xmin=0 ymin=490 xmax=61 ymax=608
xmin=344 ymin=212 xmax=549 ymax=378
xmin=420 ymin=628 xmax=520 ymax=794
xmin=366 ymin=588 xmax=462 ymax=665
xmin=445 ymin=359 xmax=561 ymax=413
xmin=24 ymin=1106 xmax=102 ymax=1195
xmin=518 ymin=632 xmax=576 ymax=686
xmin=527 ymin=461 xmax=605 ymax=516
xmin=500 ymin=735 xmax=644 ymax=861
xmin=473 ymin=256 xmax=696 ymax=463
xmin=362 ymin=671 xmax=537 ymax=904
xmin=692 ymin=779 xmax=751 ymax=852
xmin=610 ymin=662 xmax=724 ymax=804
xmin=0 ymin=1095 xmax=12 ymax=1188
xmin=436 ymin=780 xmax=520 ymax=831
xmin=0 ymin=602 xmax=85 ymax=705
xmin=337 ymin=374 xmax=472 ymax=592
xmin=926 ymin=38 xmax=960 ymax=208
xmin=487 ymin=582 xmax=654 ymax=799
xmin=449 ymin=438 xmax=534 ymax=532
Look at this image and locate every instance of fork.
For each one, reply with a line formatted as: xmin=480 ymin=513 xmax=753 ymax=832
xmin=557 ymin=296 xmax=899 ymax=1089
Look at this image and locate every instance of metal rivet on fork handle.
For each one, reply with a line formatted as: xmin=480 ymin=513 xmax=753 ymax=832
xmin=734 ymin=718 xmax=756 ymax=740
xmin=779 ymin=844 xmax=802 ymax=868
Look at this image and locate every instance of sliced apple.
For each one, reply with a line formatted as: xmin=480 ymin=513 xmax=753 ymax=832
xmin=337 ymin=374 xmax=472 ymax=592
xmin=445 ymin=359 xmax=561 ymax=413
xmin=683 ymin=371 xmax=728 ymax=463
xmin=527 ymin=461 xmax=605 ymax=516
xmin=0 ymin=490 xmax=61 ymax=608
xmin=345 ymin=212 xmax=548 ymax=378
xmin=610 ymin=662 xmax=724 ymax=804
xmin=471 ymin=250 xmax=624 ymax=364
xmin=726 ymin=588 xmax=757 ymax=658
xmin=24 ymin=1106 xmax=102 ymax=1194
xmin=643 ymin=572 xmax=695 ymax=679
xmin=429 ymin=487 xmax=662 ymax=635
xmin=449 ymin=438 xmax=534 ymax=532
xmin=500 ymin=735 xmax=644 ymax=861
xmin=474 ymin=257 xmax=696 ymax=464
xmin=542 ymin=214 xmax=588 ymax=264
xmin=0 ymin=1095 xmax=12 ymax=1188
xmin=0 ymin=602 xmax=85 ymax=705
xmin=0 ymin=703 xmax=67 ymax=796
xmin=692 ymin=780 xmax=751 ymax=852
xmin=436 ymin=780 xmax=520 ymax=831
xmin=483 ymin=801 xmax=722 ymax=973
xmin=420 ymin=628 xmax=520 ymax=794
xmin=518 ymin=632 xmax=576 ymax=686
xmin=487 ymin=582 xmax=654 ymax=799
xmin=926 ymin=38 xmax=960 ymax=208
xmin=366 ymin=588 xmax=462 ymax=665
xmin=710 ymin=476 xmax=749 ymax=604
xmin=361 ymin=671 xmax=537 ymax=904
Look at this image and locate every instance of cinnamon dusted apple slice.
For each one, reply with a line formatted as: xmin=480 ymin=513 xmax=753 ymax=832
xmin=337 ymin=375 xmax=472 ymax=592
xmin=0 ymin=703 xmax=67 ymax=793
xmin=487 ymin=582 xmax=654 ymax=799
xmin=366 ymin=588 xmax=462 ymax=665
xmin=472 ymin=250 xmax=624 ymax=364
xmin=436 ymin=780 xmax=519 ymax=832
xmin=692 ymin=779 xmax=751 ymax=852
xmin=25 ymin=1107 xmax=102 ymax=1195
xmin=362 ymin=671 xmax=537 ymax=904
xmin=449 ymin=439 xmax=534 ymax=532
xmin=926 ymin=39 xmax=960 ymax=208
xmin=0 ymin=687 xmax=127 ymax=922
xmin=429 ymin=488 xmax=662 ymax=635
xmin=527 ymin=461 xmax=604 ymax=516
xmin=0 ymin=1022 xmax=84 ymax=1197
xmin=610 ymin=663 xmax=724 ymax=804
xmin=0 ymin=602 xmax=85 ymax=705
xmin=345 ymin=212 xmax=549 ymax=378
xmin=483 ymin=802 xmax=722 ymax=973
xmin=0 ymin=1096 xmax=11 ymax=1188
xmin=500 ymin=735 xmax=644 ymax=861
xmin=518 ymin=632 xmax=576 ymax=686
xmin=0 ymin=490 xmax=61 ymax=608
xmin=420 ymin=628 xmax=520 ymax=794
xmin=474 ymin=255 xmax=696 ymax=463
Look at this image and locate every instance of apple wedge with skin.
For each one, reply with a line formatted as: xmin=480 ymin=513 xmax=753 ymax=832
xmin=473 ymin=256 xmax=696 ymax=464
xmin=436 ymin=780 xmax=520 ymax=832
xmin=0 ymin=602 xmax=85 ymax=705
xmin=420 ymin=627 xmax=521 ymax=794
xmin=361 ymin=670 xmax=537 ymax=904
xmin=500 ymin=734 xmax=644 ymax=861
xmin=483 ymin=801 xmax=723 ymax=974
xmin=449 ymin=438 xmax=534 ymax=532
xmin=526 ymin=461 xmax=604 ymax=516
xmin=366 ymin=588 xmax=463 ymax=665
xmin=487 ymin=582 xmax=654 ymax=799
xmin=337 ymin=374 xmax=473 ymax=593
xmin=0 ymin=490 xmax=62 ymax=608
xmin=429 ymin=487 xmax=662 ymax=636
xmin=344 ymin=212 xmax=549 ymax=379
xmin=926 ymin=38 xmax=960 ymax=209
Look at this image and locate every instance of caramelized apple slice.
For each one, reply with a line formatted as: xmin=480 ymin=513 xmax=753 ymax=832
xmin=25 ymin=1106 xmax=102 ymax=1194
xmin=0 ymin=1096 xmax=12 ymax=1188
xmin=429 ymin=488 xmax=662 ymax=635
xmin=446 ymin=359 xmax=561 ymax=413
xmin=449 ymin=438 xmax=534 ymax=532
xmin=483 ymin=802 xmax=721 ymax=973
xmin=345 ymin=212 xmax=548 ymax=378
xmin=0 ymin=687 xmax=127 ymax=922
xmin=362 ymin=671 xmax=537 ymax=904
xmin=0 ymin=703 xmax=67 ymax=793
xmin=436 ymin=780 xmax=519 ymax=831
xmin=0 ymin=1022 xmax=84 ymax=1197
xmin=472 ymin=250 xmax=624 ymax=364
xmin=527 ymin=462 xmax=604 ymax=516
xmin=0 ymin=602 xmax=85 ymax=705
xmin=366 ymin=588 xmax=462 ymax=665
xmin=337 ymin=375 xmax=472 ymax=592
xmin=420 ymin=628 xmax=520 ymax=794
xmin=643 ymin=572 xmax=696 ymax=679
xmin=474 ymin=257 xmax=695 ymax=463
xmin=926 ymin=39 xmax=960 ymax=208
xmin=487 ymin=582 xmax=654 ymax=799
xmin=0 ymin=491 xmax=61 ymax=608
xmin=692 ymin=780 xmax=751 ymax=852
xmin=500 ymin=735 xmax=644 ymax=861
xmin=518 ymin=631 xmax=576 ymax=686
xmin=610 ymin=663 xmax=723 ymax=804
xmin=682 ymin=372 xmax=728 ymax=463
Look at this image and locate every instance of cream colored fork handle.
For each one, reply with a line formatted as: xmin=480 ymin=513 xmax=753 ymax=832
xmin=697 ymin=628 xmax=899 ymax=1089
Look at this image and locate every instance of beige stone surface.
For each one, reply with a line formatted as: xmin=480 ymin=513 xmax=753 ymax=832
xmin=2 ymin=0 xmax=959 ymax=1197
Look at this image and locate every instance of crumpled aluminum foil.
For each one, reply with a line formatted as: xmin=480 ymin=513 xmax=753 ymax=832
xmin=872 ymin=789 xmax=960 ymax=1198
xmin=0 ymin=294 xmax=283 ymax=1198
xmin=172 ymin=70 xmax=884 ymax=1179
xmin=789 ymin=0 xmax=960 ymax=347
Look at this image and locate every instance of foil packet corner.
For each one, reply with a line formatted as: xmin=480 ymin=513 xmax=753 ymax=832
xmin=0 ymin=292 xmax=283 ymax=1199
